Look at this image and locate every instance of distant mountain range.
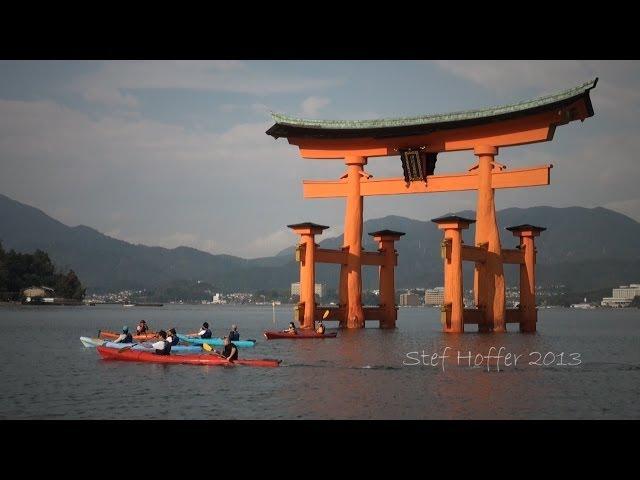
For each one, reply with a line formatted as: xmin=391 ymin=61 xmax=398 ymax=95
xmin=1 ymin=193 xmax=639 ymax=293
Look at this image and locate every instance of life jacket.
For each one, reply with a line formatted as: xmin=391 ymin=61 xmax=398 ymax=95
xmin=201 ymin=329 xmax=212 ymax=339
xmin=137 ymin=325 xmax=148 ymax=334
xmin=223 ymin=343 xmax=238 ymax=361
xmin=124 ymin=333 xmax=133 ymax=343
xmin=229 ymin=331 xmax=240 ymax=341
xmin=155 ymin=340 xmax=171 ymax=355
xmin=169 ymin=335 xmax=179 ymax=346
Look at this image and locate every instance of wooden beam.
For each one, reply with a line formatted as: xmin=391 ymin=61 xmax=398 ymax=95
xmin=506 ymin=308 xmax=522 ymax=324
xmin=363 ymin=306 xmax=385 ymax=320
xmin=315 ymin=306 xmax=344 ymax=321
xmin=461 ymin=245 xmax=487 ymax=263
xmin=502 ymin=248 xmax=525 ymax=264
xmin=464 ymin=308 xmax=522 ymax=324
xmin=316 ymin=248 xmax=347 ymax=265
xmin=315 ymin=306 xmax=386 ymax=321
xmin=362 ymin=251 xmax=386 ymax=266
xmin=303 ymin=165 xmax=551 ymax=198
xmin=463 ymin=309 xmax=484 ymax=325
xmin=290 ymin=107 xmax=575 ymax=158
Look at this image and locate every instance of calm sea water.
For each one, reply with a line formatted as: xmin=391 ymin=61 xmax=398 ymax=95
xmin=0 ymin=304 xmax=638 ymax=419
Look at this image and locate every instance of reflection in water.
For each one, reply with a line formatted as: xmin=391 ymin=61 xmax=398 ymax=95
xmin=0 ymin=304 xmax=638 ymax=419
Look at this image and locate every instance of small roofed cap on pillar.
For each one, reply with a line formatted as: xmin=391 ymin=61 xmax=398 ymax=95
xmin=287 ymin=222 xmax=330 ymax=230
xmin=368 ymin=229 xmax=406 ymax=238
xmin=505 ymin=224 xmax=547 ymax=233
xmin=431 ymin=214 xmax=476 ymax=225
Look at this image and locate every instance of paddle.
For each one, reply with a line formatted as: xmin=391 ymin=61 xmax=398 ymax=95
xmin=117 ymin=342 xmax=139 ymax=352
xmin=201 ymin=343 xmax=231 ymax=363
xmin=315 ymin=310 xmax=330 ymax=335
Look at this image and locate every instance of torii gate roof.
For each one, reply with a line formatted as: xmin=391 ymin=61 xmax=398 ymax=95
xmin=266 ymin=78 xmax=597 ymax=140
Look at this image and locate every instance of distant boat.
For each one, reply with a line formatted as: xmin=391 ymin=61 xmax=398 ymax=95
xmin=570 ymin=297 xmax=596 ymax=309
xmin=134 ymin=303 xmax=163 ymax=307
xmin=123 ymin=303 xmax=135 ymax=308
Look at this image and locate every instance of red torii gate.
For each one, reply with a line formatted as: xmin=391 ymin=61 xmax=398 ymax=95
xmin=267 ymin=78 xmax=597 ymax=333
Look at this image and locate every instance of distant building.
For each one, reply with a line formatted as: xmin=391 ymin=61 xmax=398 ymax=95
xmin=212 ymin=293 xmax=225 ymax=304
xmin=425 ymin=287 xmax=445 ymax=306
xmin=291 ymin=282 xmax=325 ymax=298
xmin=571 ymin=297 xmax=596 ymax=309
xmin=399 ymin=292 xmax=420 ymax=306
xmin=22 ymin=286 xmax=54 ymax=299
xmin=601 ymin=284 xmax=640 ymax=307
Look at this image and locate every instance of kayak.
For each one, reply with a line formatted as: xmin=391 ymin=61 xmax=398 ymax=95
xmin=177 ymin=334 xmax=256 ymax=348
xmin=96 ymin=346 xmax=281 ymax=367
xmin=263 ymin=331 xmax=338 ymax=340
xmin=80 ymin=337 xmax=202 ymax=353
xmin=81 ymin=336 xmax=104 ymax=347
xmin=99 ymin=330 xmax=158 ymax=341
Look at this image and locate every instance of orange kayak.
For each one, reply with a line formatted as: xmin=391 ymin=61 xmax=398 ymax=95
xmin=263 ymin=331 xmax=337 ymax=340
xmin=96 ymin=346 xmax=281 ymax=368
xmin=99 ymin=330 xmax=158 ymax=341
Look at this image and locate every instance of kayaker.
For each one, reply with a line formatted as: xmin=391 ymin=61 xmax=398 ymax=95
xmin=228 ymin=325 xmax=240 ymax=341
xmin=151 ymin=330 xmax=171 ymax=355
xmin=221 ymin=336 xmax=238 ymax=361
xmin=197 ymin=322 xmax=212 ymax=339
xmin=316 ymin=321 xmax=325 ymax=335
xmin=136 ymin=320 xmax=149 ymax=334
xmin=112 ymin=326 xmax=133 ymax=343
xmin=284 ymin=322 xmax=297 ymax=334
xmin=167 ymin=328 xmax=180 ymax=346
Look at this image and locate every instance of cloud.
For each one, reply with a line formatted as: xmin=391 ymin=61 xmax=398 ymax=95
xmin=435 ymin=60 xmax=594 ymax=92
xmin=301 ymin=96 xmax=331 ymax=117
xmin=0 ymin=97 xmax=306 ymax=257
xmin=434 ymin=60 xmax=640 ymax=116
xmin=219 ymin=103 xmax=269 ymax=115
xmin=242 ymin=229 xmax=293 ymax=257
xmin=82 ymin=85 xmax=140 ymax=109
xmin=604 ymin=198 xmax=640 ymax=222
xmin=155 ymin=232 xmax=217 ymax=253
xmin=73 ymin=61 xmax=343 ymax=108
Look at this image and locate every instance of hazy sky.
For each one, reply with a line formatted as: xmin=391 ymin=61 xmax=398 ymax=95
xmin=1 ymin=60 xmax=639 ymax=258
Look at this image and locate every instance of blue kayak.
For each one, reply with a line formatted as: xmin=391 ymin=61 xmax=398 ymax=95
xmin=80 ymin=336 xmax=202 ymax=353
xmin=177 ymin=334 xmax=256 ymax=348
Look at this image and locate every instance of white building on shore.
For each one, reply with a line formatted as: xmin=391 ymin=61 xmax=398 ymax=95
xmin=399 ymin=292 xmax=421 ymax=306
xmin=291 ymin=282 xmax=325 ymax=298
xmin=601 ymin=284 xmax=640 ymax=308
xmin=424 ymin=287 xmax=444 ymax=306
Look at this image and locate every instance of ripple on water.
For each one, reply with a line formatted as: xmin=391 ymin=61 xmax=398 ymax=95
xmin=0 ymin=305 xmax=639 ymax=419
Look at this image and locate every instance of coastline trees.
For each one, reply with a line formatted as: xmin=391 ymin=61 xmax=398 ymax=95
xmin=0 ymin=241 xmax=85 ymax=301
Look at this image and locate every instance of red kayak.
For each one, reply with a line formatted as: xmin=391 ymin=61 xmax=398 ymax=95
xmin=263 ymin=331 xmax=337 ymax=340
xmin=96 ymin=346 xmax=281 ymax=368
xmin=99 ymin=330 xmax=158 ymax=341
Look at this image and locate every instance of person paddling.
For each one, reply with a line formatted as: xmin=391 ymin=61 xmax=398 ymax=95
xmin=113 ymin=326 xmax=133 ymax=343
xmin=228 ymin=324 xmax=240 ymax=341
xmin=220 ymin=336 xmax=238 ymax=362
xmin=136 ymin=320 xmax=149 ymax=335
xmin=167 ymin=328 xmax=180 ymax=346
xmin=284 ymin=322 xmax=297 ymax=334
xmin=316 ymin=320 xmax=325 ymax=335
xmin=151 ymin=330 xmax=171 ymax=355
xmin=197 ymin=322 xmax=212 ymax=339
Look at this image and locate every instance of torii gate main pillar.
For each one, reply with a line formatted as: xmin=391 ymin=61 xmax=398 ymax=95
xmin=342 ymin=156 xmax=366 ymax=328
xmin=473 ymin=145 xmax=506 ymax=332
